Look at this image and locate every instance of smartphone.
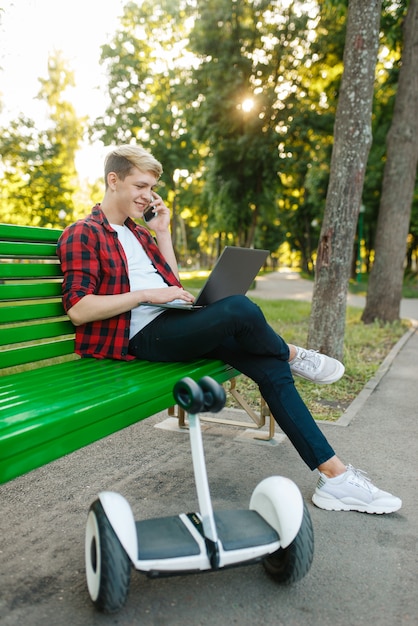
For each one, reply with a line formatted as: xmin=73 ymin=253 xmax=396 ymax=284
xmin=143 ymin=204 xmax=156 ymax=222
xmin=143 ymin=196 xmax=157 ymax=222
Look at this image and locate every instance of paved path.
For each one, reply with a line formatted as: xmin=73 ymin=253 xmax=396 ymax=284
xmin=1 ymin=271 xmax=417 ymax=625
xmin=253 ymin=268 xmax=418 ymax=322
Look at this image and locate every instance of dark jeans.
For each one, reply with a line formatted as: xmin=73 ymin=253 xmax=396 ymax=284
xmin=129 ymin=295 xmax=335 ymax=470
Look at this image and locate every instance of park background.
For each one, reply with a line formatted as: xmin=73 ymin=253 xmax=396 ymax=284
xmin=1 ymin=0 xmax=417 ymax=416
xmin=1 ymin=0 xmax=416 ymax=273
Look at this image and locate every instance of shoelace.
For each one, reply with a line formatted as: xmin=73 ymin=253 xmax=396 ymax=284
xmin=346 ymin=464 xmax=374 ymax=493
xmin=294 ymin=349 xmax=321 ymax=372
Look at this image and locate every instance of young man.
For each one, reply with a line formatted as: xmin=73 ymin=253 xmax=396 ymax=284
xmin=57 ymin=144 xmax=401 ymax=514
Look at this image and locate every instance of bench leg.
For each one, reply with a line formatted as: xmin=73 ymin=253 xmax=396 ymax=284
xmin=168 ymin=404 xmax=187 ymax=428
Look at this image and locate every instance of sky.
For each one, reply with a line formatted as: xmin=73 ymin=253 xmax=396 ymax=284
xmin=0 ymin=0 xmax=126 ymax=180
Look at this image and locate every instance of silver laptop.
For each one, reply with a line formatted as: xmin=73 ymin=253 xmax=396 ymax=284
xmin=142 ymin=246 xmax=269 ymax=311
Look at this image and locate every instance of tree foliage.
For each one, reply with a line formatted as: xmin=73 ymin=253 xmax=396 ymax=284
xmin=187 ymin=0 xmax=311 ymax=250
xmin=92 ymin=0 xmax=337 ymax=258
xmin=90 ymin=0 xmax=201 ymax=255
xmin=0 ymin=53 xmax=83 ymax=227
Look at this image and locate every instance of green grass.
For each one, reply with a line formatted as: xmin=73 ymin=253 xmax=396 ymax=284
xmin=298 ymin=269 xmax=418 ymax=299
xmin=402 ymin=273 xmax=418 ymax=298
xmin=238 ymin=299 xmax=408 ymax=422
xmin=180 ymin=272 xmax=410 ymax=422
xmin=340 ymin=275 xmax=418 ymax=299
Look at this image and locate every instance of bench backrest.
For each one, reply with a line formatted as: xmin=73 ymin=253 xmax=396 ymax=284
xmin=0 ymin=223 xmax=75 ymax=371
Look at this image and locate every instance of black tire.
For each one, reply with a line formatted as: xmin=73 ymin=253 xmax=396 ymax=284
xmin=173 ymin=377 xmax=205 ymax=413
xmin=263 ymin=502 xmax=314 ymax=584
xmin=85 ymin=499 xmax=131 ymax=613
xmin=198 ymin=376 xmax=226 ymax=413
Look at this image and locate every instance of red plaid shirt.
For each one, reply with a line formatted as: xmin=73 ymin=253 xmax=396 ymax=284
xmin=57 ymin=205 xmax=182 ymax=360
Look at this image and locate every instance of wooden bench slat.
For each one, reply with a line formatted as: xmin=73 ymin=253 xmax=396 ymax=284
xmin=0 ymin=319 xmax=74 ymax=346
xmin=0 ymin=301 xmax=65 ymax=324
xmin=0 ymin=263 xmax=62 ymax=280
xmin=0 ymin=337 xmax=74 ymax=368
xmin=0 ymin=282 xmax=63 ymax=301
xmin=0 ymin=223 xmax=62 ymax=242
xmin=0 ymin=241 xmax=58 ymax=257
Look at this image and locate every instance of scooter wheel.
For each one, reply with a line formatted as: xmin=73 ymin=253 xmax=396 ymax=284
xmin=85 ymin=499 xmax=131 ymax=613
xmin=198 ymin=376 xmax=226 ymax=413
xmin=263 ymin=502 xmax=314 ymax=584
xmin=173 ymin=377 xmax=205 ymax=413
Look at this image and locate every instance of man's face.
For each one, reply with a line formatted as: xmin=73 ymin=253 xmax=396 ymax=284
xmin=111 ymin=168 xmax=158 ymax=221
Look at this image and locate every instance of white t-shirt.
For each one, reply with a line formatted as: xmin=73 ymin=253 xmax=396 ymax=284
xmin=111 ymin=224 xmax=168 ymax=338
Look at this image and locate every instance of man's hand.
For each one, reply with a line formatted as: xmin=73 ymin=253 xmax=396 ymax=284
xmin=67 ymin=287 xmax=195 ymax=326
xmin=140 ymin=286 xmax=195 ymax=305
xmin=143 ymin=192 xmax=171 ymax=233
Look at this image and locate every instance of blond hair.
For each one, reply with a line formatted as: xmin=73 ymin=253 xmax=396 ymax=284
xmin=104 ymin=144 xmax=163 ymax=188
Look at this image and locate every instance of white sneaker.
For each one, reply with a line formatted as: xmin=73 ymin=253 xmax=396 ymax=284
xmin=290 ymin=347 xmax=345 ymax=384
xmin=312 ymin=465 xmax=402 ymax=514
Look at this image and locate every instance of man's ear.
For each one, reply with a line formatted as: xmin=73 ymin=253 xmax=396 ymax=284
xmin=107 ymin=171 xmax=118 ymax=189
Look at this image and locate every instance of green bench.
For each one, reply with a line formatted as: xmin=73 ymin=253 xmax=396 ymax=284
xmin=0 ymin=223 xmax=240 ymax=484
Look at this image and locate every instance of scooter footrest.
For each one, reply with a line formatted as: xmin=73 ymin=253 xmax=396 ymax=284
xmin=214 ymin=509 xmax=279 ymax=550
xmin=136 ymin=515 xmax=200 ymax=559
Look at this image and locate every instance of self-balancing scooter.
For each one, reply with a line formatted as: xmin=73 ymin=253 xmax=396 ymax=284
xmin=85 ymin=376 xmax=314 ymax=613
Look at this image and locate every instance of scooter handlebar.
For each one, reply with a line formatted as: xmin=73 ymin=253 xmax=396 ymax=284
xmin=173 ymin=376 xmax=226 ymax=414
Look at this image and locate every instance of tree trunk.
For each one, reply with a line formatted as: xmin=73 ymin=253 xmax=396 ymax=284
xmin=308 ymin=0 xmax=382 ymax=361
xmin=362 ymin=0 xmax=418 ymax=324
